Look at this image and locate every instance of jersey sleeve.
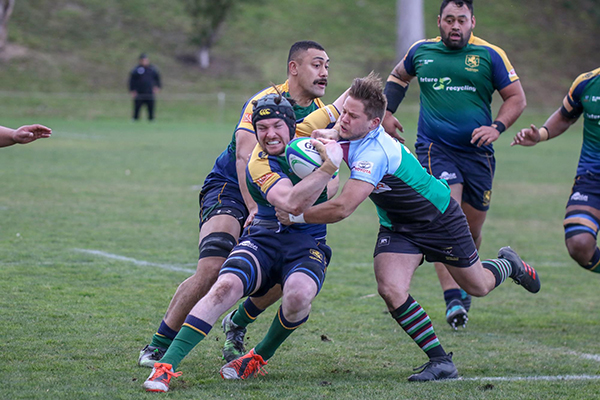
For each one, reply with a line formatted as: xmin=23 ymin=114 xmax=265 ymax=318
xmin=295 ymin=104 xmax=340 ymax=137
xmin=560 ymin=69 xmax=600 ymax=119
xmin=485 ymin=45 xmax=519 ymax=91
xmin=246 ymin=144 xmax=287 ymax=199
xmin=348 ymin=145 xmax=388 ymax=187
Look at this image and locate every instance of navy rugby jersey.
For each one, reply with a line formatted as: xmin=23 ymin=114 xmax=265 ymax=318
xmin=404 ymin=34 xmax=518 ymax=154
xmin=245 ymin=145 xmax=329 ymax=240
xmin=561 ymin=68 xmax=600 ymax=176
xmin=341 ymin=125 xmax=451 ymax=232
xmin=207 ymin=81 xmax=326 ymax=187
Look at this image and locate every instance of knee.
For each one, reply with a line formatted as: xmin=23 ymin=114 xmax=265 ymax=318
xmin=462 ymin=284 xmax=490 ymax=298
xmin=377 ymin=281 xmax=408 ymax=307
xmin=283 ymin=281 xmax=315 ymax=313
xmin=566 ymin=236 xmax=595 ymax=266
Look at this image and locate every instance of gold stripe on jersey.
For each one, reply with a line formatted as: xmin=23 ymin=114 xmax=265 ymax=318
xmin=568 ymin=67 xmax=600 ymax=100
xmin=470 ymin=35 xmax=518 ymax=83
xmin=296 ymin=104 xmax=340 ymax=137
xmin=247 ymin=144 xmax=283 ymax=195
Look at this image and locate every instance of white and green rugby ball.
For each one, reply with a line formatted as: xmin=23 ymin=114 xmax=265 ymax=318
xmin=285 ymin=137 xmax=338 ymax=179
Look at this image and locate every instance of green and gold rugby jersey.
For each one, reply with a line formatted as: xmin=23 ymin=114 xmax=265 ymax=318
xmin=561 ymin=68 xmax=600 ymax=176
xmin=404 ymin=34 xmax=519 ymax=154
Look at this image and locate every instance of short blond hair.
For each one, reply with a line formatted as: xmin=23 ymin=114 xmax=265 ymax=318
xmin=348 ymin=72 xmax=387 ymax=121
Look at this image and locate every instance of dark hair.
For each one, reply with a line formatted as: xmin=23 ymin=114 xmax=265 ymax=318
xmin=287 ymin=41 xmax=326 ymax=73
xmin=439 ymin=0 xmax=473 ymax=16
xmin=139 ymin=53 xmax=148 ymax=59
xmin=348 ymin=72 xmax=387 ymax=121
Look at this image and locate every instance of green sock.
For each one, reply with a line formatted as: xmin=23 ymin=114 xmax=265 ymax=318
xmin=150 ymin=333 xmax=173 ymax=349
xmin=159 ymin=316 xmax=212 ymax=370
xmin=254 ymin=307 xmax=307 ymax=361
xmin=231 ymin=298 xmax=264 ymax=328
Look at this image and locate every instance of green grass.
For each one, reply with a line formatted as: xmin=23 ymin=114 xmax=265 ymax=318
xmin=1 ymin=112 xmax=600 ymax=399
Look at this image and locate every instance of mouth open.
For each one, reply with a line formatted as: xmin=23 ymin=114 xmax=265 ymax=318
xmin=314 ymin=79 xmax=328 ymax=88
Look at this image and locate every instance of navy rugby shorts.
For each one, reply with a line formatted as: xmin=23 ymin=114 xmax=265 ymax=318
xmin=222 ymin=226 xmax=331 ymax=297
xmin=198 ymin=174 xmax=248 ymax=231
xmin=416 ymin=141 xmax=495 ymax=211
xmin=373 ymin=199 xmax=479 ymax=268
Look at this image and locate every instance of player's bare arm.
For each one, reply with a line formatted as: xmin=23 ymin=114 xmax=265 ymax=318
xmin=267 ymin=140 xmax=342 ymax=216
xmin=278 ymin=178 xmax=374 ymax=225
xmin=471 ymin=80 xmax=526 ymax=147
xmin=0 ymin=124 xmax=52 ymax=148
xmin=511 ymin=105 xmax=578 ymax=147
xmin=235 ymin=129 xmax=259 ymax=226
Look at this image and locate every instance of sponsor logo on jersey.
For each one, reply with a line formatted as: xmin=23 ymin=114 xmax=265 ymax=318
xmin=256 ymin=172 xmax=275 ymax=187
xmin=417 ymin=59 xmax=435 ymax=66
xmin=242 ymin=113 xmax=253 ymax=123
xmin=465 ymin=54 xmax=479 ymax=68
xmin=508 ymin=69 xmax=517 ymax=79
xmin=433 ymin=77 xmax=452 ymax=90
xmin=353 ymin=161 xmax=373 ymax=175
xmin=439 ymin=171 xmax=457 ymax=181
xmin=239 ymin=240 xmax=258 ymax=251
xmin=590 ymin=96 xmax=600 ymax=103
xmin=430 ymin=77 xmax=476 ymax=93
xmin=325 ymin=106 xmax=337 ymax=123
xmin=571 ymin=192 xmax=589 ymax=202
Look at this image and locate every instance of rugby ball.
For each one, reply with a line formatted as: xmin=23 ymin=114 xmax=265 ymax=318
xmin=285 ymin=137 xmax=323 ymax=179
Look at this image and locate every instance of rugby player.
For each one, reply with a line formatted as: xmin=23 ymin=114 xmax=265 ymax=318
xmin=278 ymin=73 xmax=540 ymax=381
xmin=138 ymin=40 xmax=336 ymax=367
xmin=382 ymin=0 xmax=527 ymax=329
xmin=512 ymin=67 xmax=600 ymax=273
xmin=142 ymin=93 xmax=343 ymax=392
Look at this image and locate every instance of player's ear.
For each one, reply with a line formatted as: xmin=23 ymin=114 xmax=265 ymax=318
xmin=471 ymin=15 xmax=476 ymax=28
xmin=369 ymin=117 xmax=381 ymax=131
xmin=288 ymin=60 xmax=299 ymax=77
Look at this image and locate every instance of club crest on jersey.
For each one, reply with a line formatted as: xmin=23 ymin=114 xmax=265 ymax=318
xmin=465 ymin=55 xmax=479 ymax=68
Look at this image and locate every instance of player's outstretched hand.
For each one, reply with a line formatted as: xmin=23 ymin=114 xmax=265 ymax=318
xmin=511 ymin=124 xmax=541 ymax=147
xmin=312 ymin=138 xmax=342 ymax=175
xmin=471 ymin=125 xmax=500 ymax=147
xmin=382 ymin=111 xmax=405 ymax=144
xmin=13 ymin=124 xmax=52 ymax=144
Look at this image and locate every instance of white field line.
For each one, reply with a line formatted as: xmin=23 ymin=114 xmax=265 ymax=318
xmin=73 ymin=249 xmax=196 ymax=274
xmin=459 ymin=374 xmax=600 ymax=382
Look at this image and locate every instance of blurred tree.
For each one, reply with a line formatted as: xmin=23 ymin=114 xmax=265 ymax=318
xmin=0 ymin=0 xmax=15 ymax=51
xmin=396 ymin=0 xmax=425 ymax=62
xmin=181 ymin=0 xmax=255 ymax=69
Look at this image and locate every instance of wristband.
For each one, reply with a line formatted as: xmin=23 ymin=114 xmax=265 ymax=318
xmin=539 ymin=126 xmax=549 ymax=142
xmin=384 ymin=79 xmax=408 ymax=114
xmin=491 ymin=120 xmax=506 ymax=134
xmin=289 ymin=213 xmax=306 ymax=224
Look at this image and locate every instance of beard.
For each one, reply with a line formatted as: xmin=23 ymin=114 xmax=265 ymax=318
xmin=440 ymin=29 xmax=471 ymax=50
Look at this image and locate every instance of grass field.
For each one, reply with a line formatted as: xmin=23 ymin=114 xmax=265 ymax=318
xmin=2 ymin=112 xmax=600 ymax=399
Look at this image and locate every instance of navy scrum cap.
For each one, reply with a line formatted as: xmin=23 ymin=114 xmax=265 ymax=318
xmin=252 ymin=93 xmax=296 ymax=139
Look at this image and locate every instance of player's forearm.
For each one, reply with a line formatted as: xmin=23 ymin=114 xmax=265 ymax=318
xmin=284 ymin=169 xmax=334 ymax=216
xmin=303 ymin=199 xmax=354 ymax=224
xmin=0 ymin=126 xmax=17 ymax=147
xmin=541 ymin=109 xmax=577 ymax=140
xmin=495 ymin=84 xmax=527 ymax=129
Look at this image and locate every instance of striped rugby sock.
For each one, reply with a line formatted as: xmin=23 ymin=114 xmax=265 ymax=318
xmin=391 ymin=295 xmax=445 ymax=359
xmin=482 ymin=258 xmax=513 ymax=288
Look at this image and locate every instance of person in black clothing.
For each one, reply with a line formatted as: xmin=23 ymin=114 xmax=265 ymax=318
xmin=129 ymin=53 xmax=161 ymax=121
